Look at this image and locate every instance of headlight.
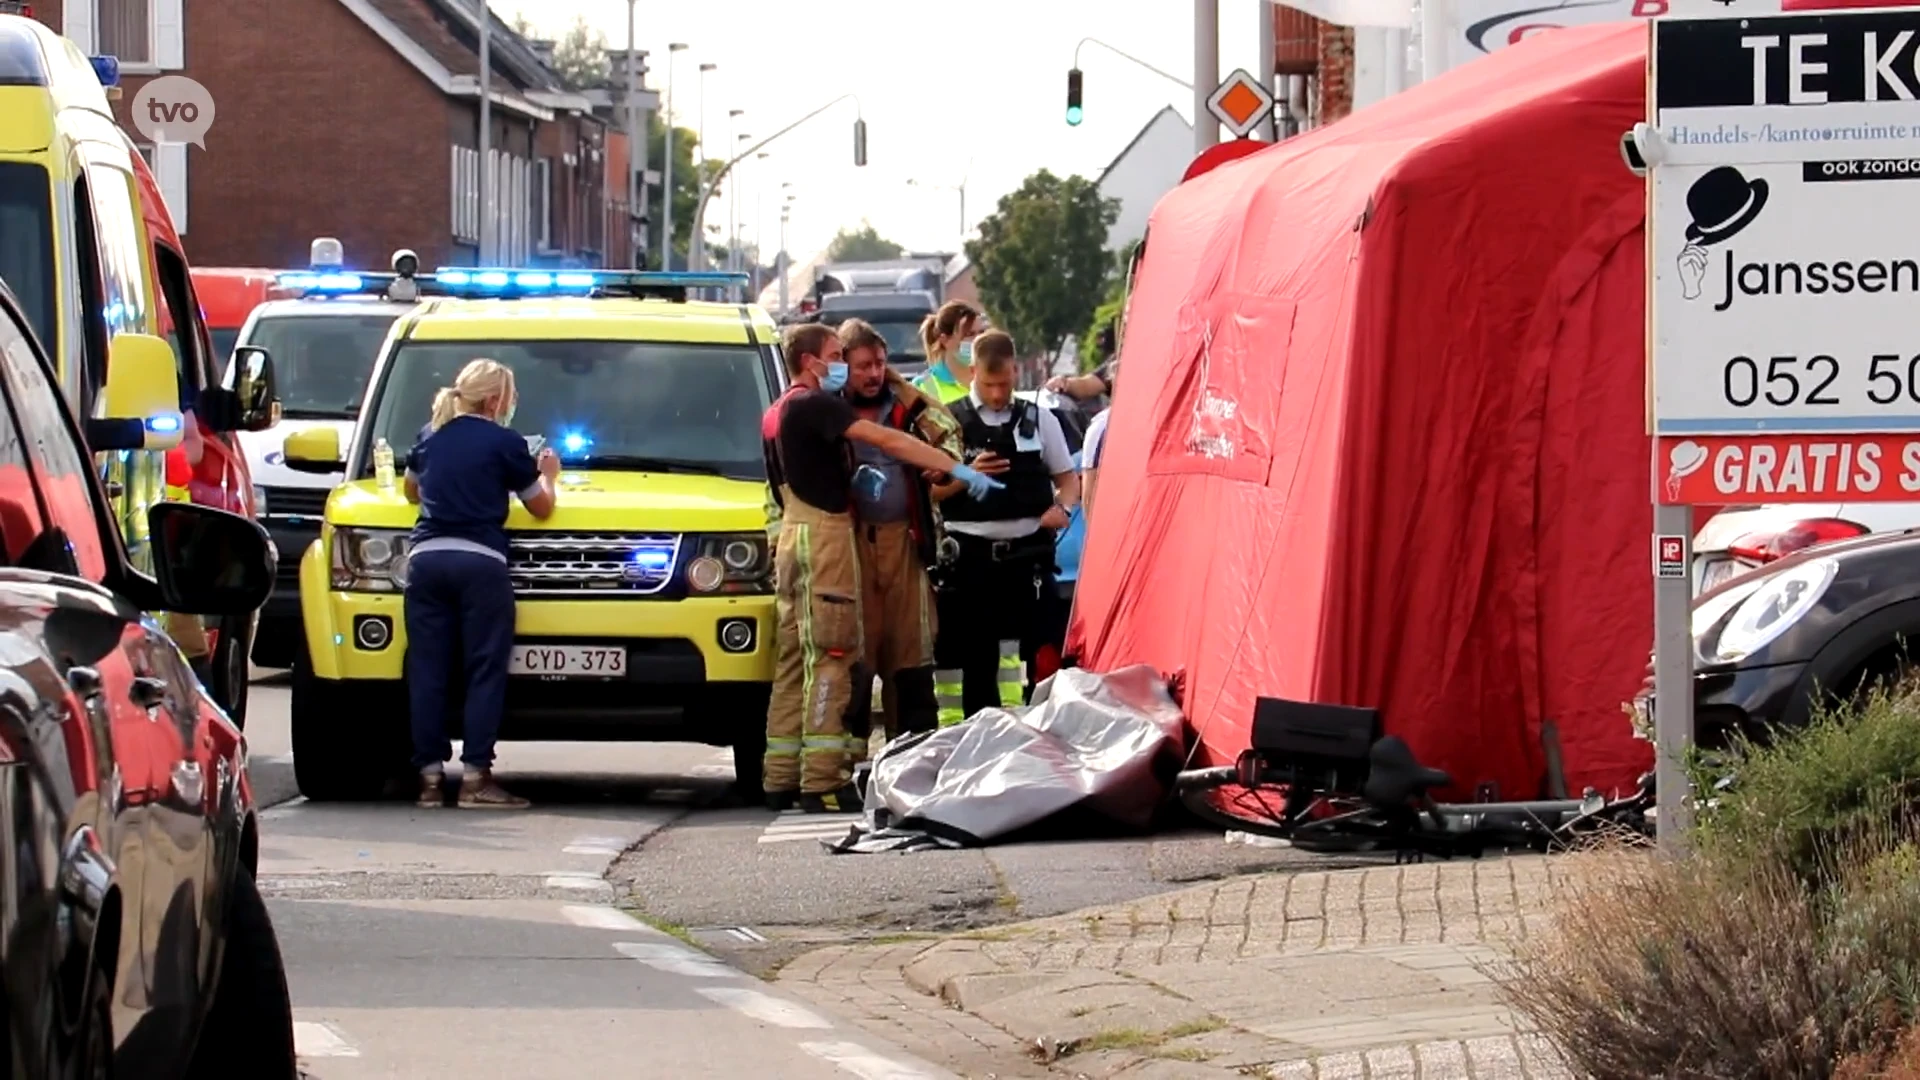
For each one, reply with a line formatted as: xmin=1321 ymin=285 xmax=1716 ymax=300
xmin=687 ymin=533 xmax=770 ymax=594
xmin=1691 ymin=576 xmax=1764 ymax=660
xmin=1708 ymin=556 xmax=1838 ymax=664
xmin=252 ymin=485 xmax=268 ymax=515
xmin=331 ymin=527 xmax=413 ymax=592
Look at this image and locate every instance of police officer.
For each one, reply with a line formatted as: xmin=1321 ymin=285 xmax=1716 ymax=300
xmin=402 ymin=358 xmax=561 ymax=810
xmin=836 ymin=319 xmax=963 ymax=747
xmin=763 ymin=324 xmax=999 ymax=814
xmin=936 ymin=331 xmax=1082 ymax=723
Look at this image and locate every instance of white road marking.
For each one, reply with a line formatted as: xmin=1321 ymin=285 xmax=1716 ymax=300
xmin=759 ymin=811 xmax=860 ymax=845
xmin=614 ymin=940 xmax=739 ymax=978
xmin=293 ymin=1021 xmax=359 ymax=1058
xmin=800 ymin=1040 xmax=941 ymax=1080
xmin=543 ymin=873 xmax=610 ymax=891
xmin=561 ymin=905 xmax=652 ymax=932
xmin=697 ymin=986 xmax=835 ymax=1029
xmin=562 ymin=836 xmax=628 ymax=856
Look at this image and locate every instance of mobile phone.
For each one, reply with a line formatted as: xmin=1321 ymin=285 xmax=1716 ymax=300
xmin=525 ymin=434 xmax=546 ymax=456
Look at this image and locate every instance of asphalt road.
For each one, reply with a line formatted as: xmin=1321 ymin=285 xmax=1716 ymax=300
xmin=241 ymin=668 xmax=1343 ymax=1075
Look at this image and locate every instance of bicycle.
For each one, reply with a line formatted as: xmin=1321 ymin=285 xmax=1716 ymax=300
xmin=1173 ymin=698 xmax=1656 ymax=862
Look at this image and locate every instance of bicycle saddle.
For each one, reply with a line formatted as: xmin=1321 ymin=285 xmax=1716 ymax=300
xmin=1363 ymin=736 xmax=1452 ymax=807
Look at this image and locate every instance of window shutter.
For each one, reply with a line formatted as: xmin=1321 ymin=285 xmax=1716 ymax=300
xmin=66 ymin=0 xmax=96 ymax=54
xmin=154 ymin=0 xmax=183 ymax=68
xmin=155 ymin=143 xmax=187 ymax=233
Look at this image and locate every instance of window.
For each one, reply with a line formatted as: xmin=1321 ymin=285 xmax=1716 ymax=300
xmin=0 ymin=318 xmax=107 ymax=581
xmin=0 ymin=163 xmax=55 ymax=365
xmin=149 ymin=242 xmax=207 ymax=401
xmin=534 ymin=157 xmax=553 ymax=251
xmin=451 ymin=145 xmax=479 ymax=243
xmin=97 ymin=0 xmax=150 ymax=66
xmin=81 ymin=165 xmax=152 ymax=402
xmin=0 ymin=321 xmax=51 ymax=571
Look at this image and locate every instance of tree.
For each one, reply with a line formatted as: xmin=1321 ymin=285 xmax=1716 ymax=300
xmin=966 ymin=170 xmax=1119 ymax=360
xmin=825 ymin=222 xmax=906 ymax=263
xmin=1081 ymin=240 xmax=1137 ymax=371
xmin=514 ymin=14 xmax=611 ymax=91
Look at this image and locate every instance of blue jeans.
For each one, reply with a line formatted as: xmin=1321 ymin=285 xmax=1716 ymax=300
xmin=404 ymin=551 xmax=514 ymax=770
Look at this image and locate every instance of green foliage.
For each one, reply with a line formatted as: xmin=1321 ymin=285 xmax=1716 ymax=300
xmin=967 ymin=169 xmax=1119 ymax=359
xmin=517 ymin=14 xmax=611 ymax=92
xmin=1693 ymin=685 xmax=1920 ymax=889
xmin=826 ymin=223 xmax=906 ymax=264
xmin=1081 ymin=245 xmax=1134 ymax=372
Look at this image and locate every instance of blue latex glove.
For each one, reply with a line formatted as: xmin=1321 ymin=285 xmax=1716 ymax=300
xmin=951 ymin=463 xmax=1005 ymax=501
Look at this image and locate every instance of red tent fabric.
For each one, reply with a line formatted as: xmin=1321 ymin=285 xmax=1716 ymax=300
xmin=1070 ymin=21 xmax=1661 ymax=801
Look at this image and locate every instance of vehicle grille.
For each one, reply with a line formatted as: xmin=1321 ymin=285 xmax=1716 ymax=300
xmin=261 ymin=486 xmax=330 ymax=519
xmin=507 ymin=532 xmax=682 ymax=597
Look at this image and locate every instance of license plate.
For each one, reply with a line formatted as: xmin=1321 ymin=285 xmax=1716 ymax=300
xmin=510 ymin=645 xmax=626 ymax=678
xmin=1700 ymin=558 xmax=1743 ymax=592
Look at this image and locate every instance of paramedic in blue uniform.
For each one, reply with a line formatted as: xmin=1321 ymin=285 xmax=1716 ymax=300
xmin=402 ymin=358 xmax=560 ymax=810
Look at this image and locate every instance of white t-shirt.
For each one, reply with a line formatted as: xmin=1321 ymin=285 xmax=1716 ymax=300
xmin=1082 ymin=408 xmax=1112 ymax=470
xmin=946 ymin=390 xmax=1074 ymax=541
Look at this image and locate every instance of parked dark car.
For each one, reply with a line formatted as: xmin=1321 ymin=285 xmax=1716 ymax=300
xmin=1634 ymin=528 xmax=1920 ymax=746
xmin=0 ymin=282 xmax=292 ymax=1076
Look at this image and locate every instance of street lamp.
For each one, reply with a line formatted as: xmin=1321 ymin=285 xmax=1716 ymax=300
xmin=690 ymin=95 xmax=865 ymax=271
xmin=752 ymin=150 xmax=771 ymax=294
xmin=726 ymin=110 xmax=746 ymax=271
xmin=661 ymin=43 xmax=688 ymax=269
xmin=731 ymin=131 xmax=751 ymax=272
xmin=697 ymin=62 xmax=716 ymax=164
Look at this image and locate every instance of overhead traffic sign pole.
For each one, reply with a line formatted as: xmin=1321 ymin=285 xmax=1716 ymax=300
xmin=1207 ymin=68 xmax=1277 ymax=140
xmin=1645 ymin=5 xmax=1920 ymax=847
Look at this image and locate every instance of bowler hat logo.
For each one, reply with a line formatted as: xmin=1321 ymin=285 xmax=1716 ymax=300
xmin=1676 ymin=166 xmax=1769 ymax=302
xmin=1685 ymin=165 xmax=1768 ymax=244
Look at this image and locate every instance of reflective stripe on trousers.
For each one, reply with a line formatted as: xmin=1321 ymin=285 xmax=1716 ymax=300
xmin=935 ymin=640 xmax=1024 ymax=726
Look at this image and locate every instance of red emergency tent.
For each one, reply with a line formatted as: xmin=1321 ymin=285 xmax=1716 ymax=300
xmin=1070 ymin=21 xmax=1660 ymax=801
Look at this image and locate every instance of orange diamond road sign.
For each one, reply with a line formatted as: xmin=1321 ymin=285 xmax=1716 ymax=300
xmin=1206 ymin=68 xmax=1274 ymax=139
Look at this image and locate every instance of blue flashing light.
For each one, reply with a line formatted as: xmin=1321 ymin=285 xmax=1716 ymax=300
xmin=277 ymin=271 xmax=364 ymax=292
xmin=555 ymin=272 xmax=597 ymax=288
xmin=146 ymin=414 xmax=181 ymax=435
xmin=438 ymin=269 xmax=472 ymax=286
xmin=632 ymin=549 xmax=672 ymax=570
xmin=514 ymin=271 xmax=554 ymax=288
xmin=559 ymin=430 xmax=591 ymax=456
xmin=431 ymin=268 xmax=752 ymax=299
xmin=89 ymin=55 xmax=119 ymax=89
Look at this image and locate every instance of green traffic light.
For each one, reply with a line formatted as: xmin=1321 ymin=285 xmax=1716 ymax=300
xmin=1066 ymin=106 xmax=1083 ymax=126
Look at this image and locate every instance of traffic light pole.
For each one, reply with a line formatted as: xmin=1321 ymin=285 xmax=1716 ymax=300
xmin=689 ymin=94 xmax=865 ymax=273
xmin=1195 ymin=0 xmax=1219 ymax=153
xmin=1069 ymin=37 xmax=1197 ymax=95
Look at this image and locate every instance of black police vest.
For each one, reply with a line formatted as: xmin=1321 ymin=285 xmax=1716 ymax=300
xmin=944 ymin=399 xmax=1056 ymax=522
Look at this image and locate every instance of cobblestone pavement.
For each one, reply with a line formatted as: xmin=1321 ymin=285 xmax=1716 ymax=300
xmin=778 ymin=856 xmax=1597 ymax=1078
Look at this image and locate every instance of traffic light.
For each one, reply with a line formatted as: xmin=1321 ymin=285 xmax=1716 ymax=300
xmin=853 ymin=118 xmax=868 ymax=167
xmin=1066 ymin=68 xmax=1083 ymax=125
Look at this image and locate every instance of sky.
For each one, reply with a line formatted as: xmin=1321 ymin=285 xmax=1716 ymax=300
xmin=499 ymin=0 xmax=1275 ymax=262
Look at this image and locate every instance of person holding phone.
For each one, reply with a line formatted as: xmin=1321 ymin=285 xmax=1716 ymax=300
xmin=401 ymin=358 xmax=560 ymax=810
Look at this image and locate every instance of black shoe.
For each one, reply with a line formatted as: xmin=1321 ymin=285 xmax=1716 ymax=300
xmin=799 ymin=783 xmax=864 ymax=815
xmin=765 ymin=789 xmax=798 ymax=812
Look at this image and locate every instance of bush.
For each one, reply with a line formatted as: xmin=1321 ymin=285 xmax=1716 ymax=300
xmin=1500 ymin=686 xmax=1920 ymax=1079
xmin=1695 ymin=685 xmax=1920 ymax=889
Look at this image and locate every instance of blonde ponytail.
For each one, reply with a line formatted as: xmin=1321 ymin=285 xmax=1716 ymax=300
xmin=428 ymin=358 xmax=515 ymax=431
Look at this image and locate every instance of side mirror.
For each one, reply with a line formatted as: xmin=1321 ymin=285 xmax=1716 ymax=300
xmin=281 ymin=428 xmax=343 ymax=474
xmin=227 ymin=345 xmax=280 ymax=432
xmin=146 ymin=502 xmax=274 ymax=616
xmin=99 ymin=333 xmax=182 ymax=450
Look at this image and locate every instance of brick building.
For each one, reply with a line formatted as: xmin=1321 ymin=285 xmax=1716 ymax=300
xmin=31 ymin=0 xmax=647 ymax=271
xmin=1275 ymin=3 xmax=1356 ymax=127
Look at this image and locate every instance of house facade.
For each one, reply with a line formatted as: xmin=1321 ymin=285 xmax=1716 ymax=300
xmin=31 ymin=0 xmax=649 ymax=271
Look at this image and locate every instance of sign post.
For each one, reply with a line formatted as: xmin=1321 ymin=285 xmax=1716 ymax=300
xmin=1647 ymin=6 xmax=1920 ymax=845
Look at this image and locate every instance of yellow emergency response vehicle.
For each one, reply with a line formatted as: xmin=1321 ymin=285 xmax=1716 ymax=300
xmin=283 ymin=270 xmax=781 ymax=800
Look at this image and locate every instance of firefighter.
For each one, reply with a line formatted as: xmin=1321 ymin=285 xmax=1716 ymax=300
xmin=835 ymin=319 xmax=963 ymax=747
xmin=762 ymin=323 xmax=999 ymax=814
xmin=911 ymin=300 xmax=982 ymax=406
xmin=934 ymin=331 xmax=1081 ymax=724
xmin=401 ymin=359 xmax=562 ymax=810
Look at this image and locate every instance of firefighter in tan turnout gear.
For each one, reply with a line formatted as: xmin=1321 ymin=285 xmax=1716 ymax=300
xmin=761 ymin=323 xmax=1002 ymax=814
xmin=835 ymin=319 xmax=966 ymax=746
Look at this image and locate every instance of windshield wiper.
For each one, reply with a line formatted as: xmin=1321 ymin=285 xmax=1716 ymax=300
xmin=571 ymin=454 xmax=730 ymax=476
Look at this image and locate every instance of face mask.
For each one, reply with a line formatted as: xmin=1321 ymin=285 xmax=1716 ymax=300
xmin=957 ymin=340 xmax=974 ymax=365
xmin=820 ymin=361 xmax=849 ymax=393
xmin=499 ymin=402 xmax=516 ymax=427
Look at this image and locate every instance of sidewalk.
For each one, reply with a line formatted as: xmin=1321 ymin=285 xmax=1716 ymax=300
xmin=778 ymin=856 xmax=1589 ymax=1079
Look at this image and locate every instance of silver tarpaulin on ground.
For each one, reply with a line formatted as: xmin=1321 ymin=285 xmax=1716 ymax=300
xmin=825 ymin=665 xmax=1188 ymax=853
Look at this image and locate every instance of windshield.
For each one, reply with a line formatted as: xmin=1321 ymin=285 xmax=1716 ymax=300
xmin=365 ymin=339 xmax=773 ymax=481
xmin=822 ymin=312 xmax=927 ymax=363
xmin=0 ymin=162 xmax=56 ymax=359
xmin=243 ymin=312 xmax=400 ymax=418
